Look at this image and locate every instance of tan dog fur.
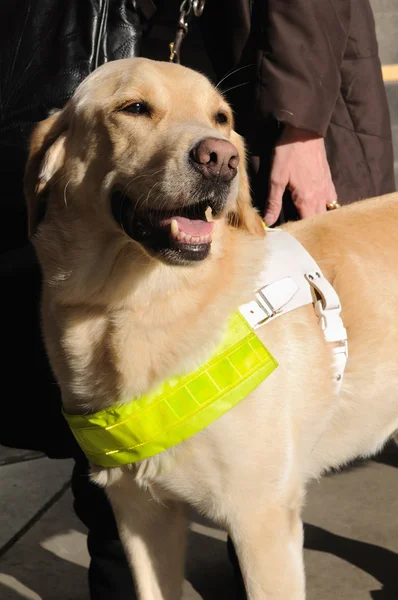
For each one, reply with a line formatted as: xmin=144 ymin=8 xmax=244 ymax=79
xmin=25 ymin=58 xmax=398 ymax=599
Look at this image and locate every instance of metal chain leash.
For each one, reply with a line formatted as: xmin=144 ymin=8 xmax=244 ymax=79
xmin=169 ymin=0 xmax=206 ymax=64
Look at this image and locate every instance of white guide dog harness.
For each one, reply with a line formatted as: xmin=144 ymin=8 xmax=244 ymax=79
xmin=240 ymin=229 xmax=348 ymax=390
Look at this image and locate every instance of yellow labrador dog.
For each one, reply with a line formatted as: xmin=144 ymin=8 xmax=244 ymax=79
xmin=25 ymin=58 xmax=398 ymax=599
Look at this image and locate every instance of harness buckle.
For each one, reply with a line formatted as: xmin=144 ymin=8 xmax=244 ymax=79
xmin=240 ymin=277 xmax=300 ymax=329
xmin=308 ymin=271 xmax=348 ymax=390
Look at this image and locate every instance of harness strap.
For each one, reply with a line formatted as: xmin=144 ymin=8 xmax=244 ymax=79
xmin=239 ymin=230 xmax=348 ymax=390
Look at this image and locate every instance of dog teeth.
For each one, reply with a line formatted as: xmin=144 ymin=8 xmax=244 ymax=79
xmin=170 ymin=221 xmax=212 ymax=244
xmin=170 ymin=219 xmax=179 ymax=237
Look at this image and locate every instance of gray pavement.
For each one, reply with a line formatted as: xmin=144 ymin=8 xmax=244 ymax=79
xmin=0 ymin=446 xmax=397 ymax=599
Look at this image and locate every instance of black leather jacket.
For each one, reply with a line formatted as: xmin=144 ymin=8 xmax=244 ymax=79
xmin=0 ymin=0 xmax=145 ymax=253
xmin=0 ymin=0 xmax=146 ymax=456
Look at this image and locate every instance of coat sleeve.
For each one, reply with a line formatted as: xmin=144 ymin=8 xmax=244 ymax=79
xmin=256 ymin=0 xmax=351 ymax=136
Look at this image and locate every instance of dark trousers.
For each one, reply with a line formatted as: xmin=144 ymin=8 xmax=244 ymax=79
xmin=72 ymin=455 xmax=136 ymax=600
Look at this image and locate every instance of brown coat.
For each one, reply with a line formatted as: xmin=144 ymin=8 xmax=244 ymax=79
xmin=200 ymin=0 xmax=395 ymax=214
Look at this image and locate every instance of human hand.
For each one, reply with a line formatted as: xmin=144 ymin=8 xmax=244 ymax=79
xmin=264 ymin=124 xmax=337 ymax=225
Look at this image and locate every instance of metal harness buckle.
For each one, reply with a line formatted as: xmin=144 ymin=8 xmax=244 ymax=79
xmin=306 ymin=271 xmax=348 ymax=388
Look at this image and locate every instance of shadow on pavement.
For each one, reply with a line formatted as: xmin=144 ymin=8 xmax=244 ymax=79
xmin=372 ymin=442 xmax=398 ymax=469
xmin=304 ymin=523 xmax=398 ymax=600
xmin=0 ymin=538 xmax=89 ymax=600
xmin=186 ymin=521 xmax=235 ymax=600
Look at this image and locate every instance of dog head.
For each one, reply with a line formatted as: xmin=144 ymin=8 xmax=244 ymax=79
xmin=25 ymin=59 xmax=264 ymax=296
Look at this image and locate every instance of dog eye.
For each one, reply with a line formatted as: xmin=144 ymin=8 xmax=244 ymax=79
xmin=215 ymin=112 xmax=228 ymax=125
xmin=122 ymin=102 xmax=150 ymax=115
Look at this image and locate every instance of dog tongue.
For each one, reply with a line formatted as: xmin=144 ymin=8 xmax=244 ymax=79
xmin=169 ymin=216 xmax=214 ymax=236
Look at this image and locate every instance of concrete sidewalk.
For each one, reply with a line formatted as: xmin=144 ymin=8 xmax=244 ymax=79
xmin=0 ymin=445 xmax=397 ymax=600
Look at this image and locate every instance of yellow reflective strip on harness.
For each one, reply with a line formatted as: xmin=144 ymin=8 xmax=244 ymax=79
xmin=64 ymin=311 xmax=277 ymax=467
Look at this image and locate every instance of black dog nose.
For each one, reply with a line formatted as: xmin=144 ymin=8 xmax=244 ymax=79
xmin=189 ymin=138 xmax=239 ymax=182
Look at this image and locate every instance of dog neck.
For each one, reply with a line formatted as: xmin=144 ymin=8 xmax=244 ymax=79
xmin=41 ymin=222 xmax=264 ymax=414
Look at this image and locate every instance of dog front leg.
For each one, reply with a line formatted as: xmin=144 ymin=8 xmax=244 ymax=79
xmin=230 ymin=505 xmax=305 ymax=600
xmin=107 ymin=479 xmax=187 ymax=600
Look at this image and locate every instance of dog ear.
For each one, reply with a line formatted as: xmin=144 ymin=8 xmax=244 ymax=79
xmin=228 ymin=131 xmax=265 ymax=237
xmin=24 ymin=109 xmax=68 ymax=236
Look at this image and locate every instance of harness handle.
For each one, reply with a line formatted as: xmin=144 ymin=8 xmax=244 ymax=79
xmin=169 ymin=0 xmax=206 ymax=64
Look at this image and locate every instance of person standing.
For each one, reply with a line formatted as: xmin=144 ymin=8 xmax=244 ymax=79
xmin=199 ymin=0 xmax=395 ymax=223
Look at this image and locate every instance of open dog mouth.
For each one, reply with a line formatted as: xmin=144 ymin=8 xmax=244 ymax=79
xmin=111 ymin=192 xmax=226 ymax=265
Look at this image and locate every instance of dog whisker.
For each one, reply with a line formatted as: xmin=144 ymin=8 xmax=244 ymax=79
xmin=118 ymin=194 xmax=127 ymax=233
xmin=215 ymin=64 xmax=254 ymax=90
xmin=221 ymin=81 xmax=250 ymax=96
xmin=63 ymin=179 xmax=72 ymax=208
xmin=52 ymin=170 xmax=73 ymax=187
xmin=123 ymin=168 xmax=167 ymax=197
